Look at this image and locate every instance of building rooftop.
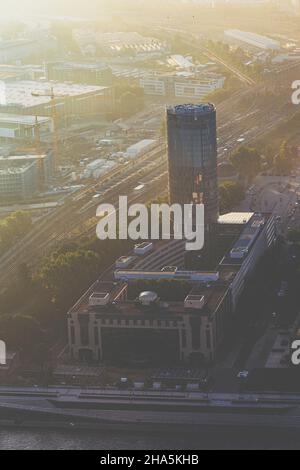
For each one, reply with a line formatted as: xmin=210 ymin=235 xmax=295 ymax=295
xmin=218 ymin=212 xmax=254 ymax=225
xmin=0 ymin=161 xmax=35 ymax=176
xmin=169 ymin=55 xmax=195 ymax=69
xmin=225 ymin=30 xmax=280 ymax=50
xmin=71 ymin=279 xmax=229 ymax=320
xmin=69 ymin=212 xmax=274 ymax=322
xmin=50 ymin=61 xmax=109 ymax=71
xmin=69 ymin=280 xmax=127 ymax=316
xmin=0 ymin=154 xmax=48 ymax=164
xmin=0 ymin=39 xmax=36 ymax=50
xmin=0 ymin=81 xmax=108 ymax=109
xmin=0 ymin=113 xmax=52 ymax=126
xmin=221 ymin=213 xmax=271 ymax=266
xmin=167 ymin=103 xmax=216 ymax=115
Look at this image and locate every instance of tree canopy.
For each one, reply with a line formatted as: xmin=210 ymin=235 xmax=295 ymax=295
xmin=219 ymin=181 xmax=245 ymax=214
xmin=0 ymin=211 xmax=32 ymax=254
xmin=230 ymin=146 xmax=261 ymax=182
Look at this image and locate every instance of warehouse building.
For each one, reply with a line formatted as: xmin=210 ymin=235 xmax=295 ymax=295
xmin=46 ymin=62 xmax=113 ymax=86
xmin=68 ymin=213 xmax=276 ymax=364
xmin=73 ymin=30 xmax=165 ymax=56
xmin=224 ymin=30 xmax=280 ymax=50
xmin=0 ymin=153 xmax=53 ymax=199
xmin=0 ymin=114 xmax=53 ymax=142
xmin=124 ymin=139 xmax=157 ymax=159
xmin=0 ymin=80 xmax=112 ymax=119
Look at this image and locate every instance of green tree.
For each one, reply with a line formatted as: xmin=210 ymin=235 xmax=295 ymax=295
xmin=287 ymin=230 xmax=300 ymax=244
xmin=34 ymin=249 xmax=100 ymax=307
xmin=115 ymin=85 xmax=145 ymax=118
xmin=0 ymin=211 xmax=32 ymax=253
xmin=274 ymin=141 xmax=294 ymax=175
xmin=0 ymin=314 xmax=44 ymax=354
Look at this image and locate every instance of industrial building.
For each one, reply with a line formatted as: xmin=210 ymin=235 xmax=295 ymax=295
xmin=0 ymin=81 xmax=112 ymax=119
xmin=0 ymin=38 xmax=57 ymax=63
xmin=167 ymin=104 xmax=219 ymax=226
xmin=0 ymin=114 xmax=53 ymax=142
xmin=124 ymin=139 xmax=157 ymax=159
xmin=224 ymin=30 xmax=280 ymax=50
xmin=0 ymin=153 xmax=53 ymax=200
xmin=73 ymin=30 xmax=165 ymax=56
xmin=46 ymin=62 xmax=113 ymax=86
xmin=0 ymin=64 xmax=45 ymax=82
xmin=168 ymin=55 xmax=195 ymax=71
xmin=68 ymin=213 xmax=276 ymax=364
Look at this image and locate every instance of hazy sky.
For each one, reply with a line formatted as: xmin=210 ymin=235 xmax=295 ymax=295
xmin=0 ymin=0 xmax=111 ymax=18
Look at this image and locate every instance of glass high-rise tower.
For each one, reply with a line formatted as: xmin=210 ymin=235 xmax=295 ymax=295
xmin=167 ymin=103 xmax=219 ymax=226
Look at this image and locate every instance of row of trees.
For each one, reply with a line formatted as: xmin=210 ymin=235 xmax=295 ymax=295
xmin=229 ymin=141 xmax=297 ymax=183
xmin=230 ymin=146 xmax=261 ymax=184
xmin=273 ymin=141 xmax=297 ymax=176
xmin=114 ymin=84 xmax=145 ymax=118
xmin=0 ymin=211 xmax=32 ymax=255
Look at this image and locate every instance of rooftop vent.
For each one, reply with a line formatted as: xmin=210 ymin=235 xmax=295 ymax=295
xmin=184 ymin=294 xmax=205 ymax=310
xmin=139 ymin=291 xmax=159 ymax=306
xmin=89 ymin=292 xmax=110 ymax=307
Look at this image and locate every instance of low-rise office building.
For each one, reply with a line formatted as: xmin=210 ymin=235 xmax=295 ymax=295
xmin=68 ymin=212 xmax=276 ymax=364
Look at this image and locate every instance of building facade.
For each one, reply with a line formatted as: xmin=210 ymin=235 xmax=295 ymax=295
xmin=140 ymin=74 xmax=225 ymax=99
xmin=0 ymin=153 xmax=53 ymax=199
xmin=68 ymin=213 xmax=276 ymax=365
xmin=0 ymin=114 xmax=53 ymax=142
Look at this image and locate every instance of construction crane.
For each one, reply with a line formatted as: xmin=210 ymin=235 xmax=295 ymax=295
xmin=31 ymin=87 xmax=66 ymax=174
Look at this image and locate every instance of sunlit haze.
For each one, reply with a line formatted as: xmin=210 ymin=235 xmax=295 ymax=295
xmin=0 ymin=0 xmax=300 ymax=453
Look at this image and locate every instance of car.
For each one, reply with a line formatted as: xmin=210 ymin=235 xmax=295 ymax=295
xmin=237 ymin=371 xmax=249 ymax=380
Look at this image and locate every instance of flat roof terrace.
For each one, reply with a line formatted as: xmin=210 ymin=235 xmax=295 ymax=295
xmin=0 ymin=81 xmax=108 ymax=109
xmin=68 ymin=280 xmax=127 ymax=316
xmin=220 ymin=213 xmax=272 ymax=266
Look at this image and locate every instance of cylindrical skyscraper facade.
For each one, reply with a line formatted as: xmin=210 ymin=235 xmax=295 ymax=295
xmin=167 ymin=103 xmax=219 ymax=225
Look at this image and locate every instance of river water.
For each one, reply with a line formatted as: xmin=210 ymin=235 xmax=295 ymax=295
xmin=0 ymin=428 xmax=300 ymax=450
